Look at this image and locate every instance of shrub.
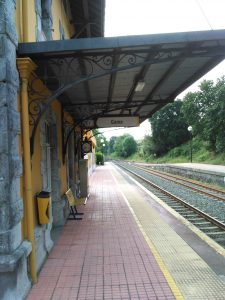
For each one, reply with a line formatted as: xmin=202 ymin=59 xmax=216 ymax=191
xmin=95 ymin=152 xmax=104 ymax=165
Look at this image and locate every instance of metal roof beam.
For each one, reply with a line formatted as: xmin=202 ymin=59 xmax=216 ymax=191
xmin=82 ymin=0 xmax=91 ymax=37
xmin=18 ymin=29 xmax=225 ymax=57
xmin=120 ymin=48 xmax=159 ymax=114
xmin=64 ymin=99 xmax=166 ymax=107
xmin=134 ymin=57 xmax=184 ymax=114
xmin=106 ymin=52 xmax=120 ymax=110
xmin=166 ymin=56 xmax=224 ymax=102
xmin=137 ymin=56 xmax=224 ymax=119
xmin=78 ymin=59 xmax=92 ymax=104
xmin=76 ymin=1 xmax=92 ymax=104
xmin=69 ymin=0 xmax=105 ymax=37
xmin=72 ymin=22 xmax=91 ymax=38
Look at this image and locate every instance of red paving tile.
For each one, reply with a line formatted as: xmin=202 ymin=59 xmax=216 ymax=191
xmin=26 ymin=165 xmax=176 ymax=300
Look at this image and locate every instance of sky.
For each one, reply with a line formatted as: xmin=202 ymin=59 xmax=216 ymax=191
xmin=100 ymin=0 xmax=225 ymax=141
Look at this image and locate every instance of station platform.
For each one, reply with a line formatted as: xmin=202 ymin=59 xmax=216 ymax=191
xmin=26 ymin=163 xmax=225 ymax=300
xmin=170 ymin=163 xmax=225 ymax=174
xmin=143 ymin=162 xmax=225 ymax=187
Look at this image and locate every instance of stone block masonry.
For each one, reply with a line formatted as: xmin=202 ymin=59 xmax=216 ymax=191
xmin=0 ymin=1 xmax=31 ymax=299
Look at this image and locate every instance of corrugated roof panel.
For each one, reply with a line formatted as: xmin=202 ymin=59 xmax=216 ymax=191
xmin=69 ymin=0 xmax=105 ymax=38
xmin=18 ymin=29 xmax=225 ymax=124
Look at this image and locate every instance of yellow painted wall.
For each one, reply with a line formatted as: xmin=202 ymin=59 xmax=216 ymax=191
xmin=25 ymin=77 xmax=67 ymax=225
xmin=31 ymin=122 xmax=42 ymax=225
xmin=16 ymin=0 xmax=79 ymax=227
xmin=52 ymin=103 xmax=68 ymax=195
xmin=16 ymin=0 xmax=36 ymax=42
xmin=28 ymin=78 xmax=47 ymax=226
xmin=16 ymin=0 xmax=76 ymax=226
xmin=52 ymin=0 xmax=74 ymax=39
xmin=16 ymin=0 xmax=75 ymax=42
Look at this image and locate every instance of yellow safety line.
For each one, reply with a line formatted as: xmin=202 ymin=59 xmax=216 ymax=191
xmin=110 ymin=169 xmax=184 ymax=300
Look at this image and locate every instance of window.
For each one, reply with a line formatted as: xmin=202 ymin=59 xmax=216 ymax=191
xmin=59 ymin=20 xmax=65 ymax=40
xmin=62 ymin=0 xmax=72 ymax=20
xmin=43 ymin=122 xmax=51 ymax=192
xmin=36 ymin=0 xmax=53 ymax=41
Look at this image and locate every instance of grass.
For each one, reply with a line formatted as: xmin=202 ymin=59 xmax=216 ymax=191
xmin=107 ymin=138 xmax=225 ymax=165
xmin=152 ymin=139 xmax=225 ymax=165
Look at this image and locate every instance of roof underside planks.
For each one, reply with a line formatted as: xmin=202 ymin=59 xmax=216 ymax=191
xmin=18 ymin=29 xmax=225 ymax=126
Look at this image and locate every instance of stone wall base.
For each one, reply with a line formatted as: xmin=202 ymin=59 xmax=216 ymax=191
xmin=52 ymin=197 xmax=68 ymax=227
xmin=0 ymin=241 xmax=31 ymax=300
xmin=34 ymin=226 xmax=53 ymax=273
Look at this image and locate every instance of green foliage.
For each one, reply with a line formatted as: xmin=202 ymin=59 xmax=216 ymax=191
xmin=145 ymin=137 xmax=225 ymax=166
xmin=108 ymin=137 xmax=225 ymax=166
xmin=113 ymin=136 xmax=124 ymax=156
xmin=143 ymin=77 xmax=225 ymax=158
xmin=150 ymin=100 xmax=190 ymax=156
xmin=100 ymin=76 xmax=225 ymax=164
xmin=108 ymin=136 xmax=117 ymax=154
xmin=95 ymin=152 xmax=104 ymax=165
xmin=122 ymin=135 xmax=137 ymax=157
xmin=139 ymin=135 xmax=154 ymax=158
xmin=92 ymin=129 xmax=108 ymax=154
xmin=182 ymin=77 xmax=225 ymax=153
xmin=108 ymin=134 xmax=138 ymax=158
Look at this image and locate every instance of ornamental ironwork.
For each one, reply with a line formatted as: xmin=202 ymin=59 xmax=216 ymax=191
xmin=27 ymin=45 xmax=225 ymax=157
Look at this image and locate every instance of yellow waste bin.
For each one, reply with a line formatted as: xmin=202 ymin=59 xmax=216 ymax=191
xmin=37 ymin=191 xmax=51 ymax=225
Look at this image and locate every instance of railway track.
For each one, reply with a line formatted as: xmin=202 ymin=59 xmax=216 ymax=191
xmin=134 ymin=163 xmax=225 ymax=201
xmin=115 ymin=161 xmax=225 ymax=247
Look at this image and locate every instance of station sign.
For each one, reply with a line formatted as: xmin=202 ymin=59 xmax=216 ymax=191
xmin=82 ymin=116 xmax=139 ymax=129
xmin=96 ymin=116 xmax=139 ymax=128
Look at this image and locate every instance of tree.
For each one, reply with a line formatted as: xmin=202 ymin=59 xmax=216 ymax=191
xmin=139 ymin=135 xmax=154 ymax=158
xmin=182 ymin=77 xmax=225 ymax=153
xmin=92 ymin=129 xmax=108 ymax=154
xmin=150 ymin=100 xmax=189 ymax=156
xmin=113 ymin=134 xmax=137 ymax=158
xmin=114 ymin=135 xmax=125 ymax=157
xmin=108 ymin=136 xmax=117 ymax=154
xmin=122 ymin=135 xmax=137 ymax=157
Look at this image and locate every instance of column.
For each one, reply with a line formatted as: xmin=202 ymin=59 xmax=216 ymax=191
xmin=17 ymin=58 xmax=37 ymax=284
xmin=0 ymin=1 xmax=32 ymax=299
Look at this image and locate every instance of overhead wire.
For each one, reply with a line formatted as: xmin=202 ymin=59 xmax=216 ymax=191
xmin=195 ymin=0 xmax=213 ymax=30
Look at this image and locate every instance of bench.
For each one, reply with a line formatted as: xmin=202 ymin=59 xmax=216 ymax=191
xmin=65 ymin=189 xmax=86 ymax=220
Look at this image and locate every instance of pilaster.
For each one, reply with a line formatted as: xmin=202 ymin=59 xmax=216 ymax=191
xmin=17 ymin=58 xmax=37 ymax=82
xmin=0 ymin=2 xmax=32 ymax=299
xmin=17 ymin=58 xmax=38 ymax=284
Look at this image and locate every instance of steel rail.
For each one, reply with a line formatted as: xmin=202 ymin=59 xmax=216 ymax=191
xmin=116 ymin=162 xmax=225 ymax=232
xmin=131 ymin=163 xmax=225 ymax=202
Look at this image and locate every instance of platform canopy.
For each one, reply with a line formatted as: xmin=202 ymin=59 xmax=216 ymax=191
xmin=69 ymin=0 xmax=105 ymax=38
xmin=18 ymin=29 xmax=225 ymax=128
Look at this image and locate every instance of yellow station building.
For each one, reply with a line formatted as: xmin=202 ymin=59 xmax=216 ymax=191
xmin=0 ymin=1 xmax=102 ymax=299
xmin=1 ymin=1 xmax=225 ymax=299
